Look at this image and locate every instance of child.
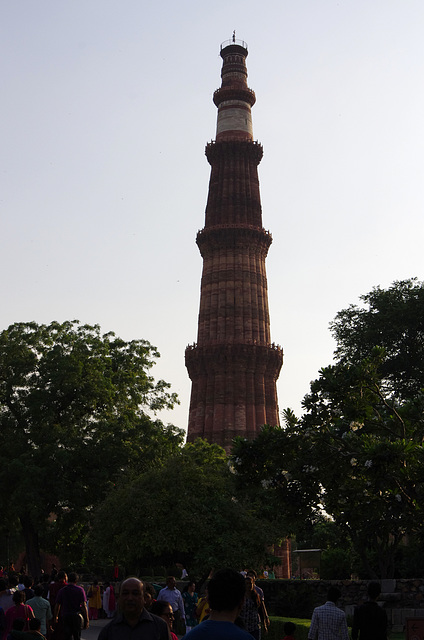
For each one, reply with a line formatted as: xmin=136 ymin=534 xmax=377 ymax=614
xmin=282 ymin=621 xmax=296 ymax=640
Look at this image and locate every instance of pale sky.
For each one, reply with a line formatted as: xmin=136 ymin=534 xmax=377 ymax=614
xmin=2 ymin=1 xmax=424 ymax=436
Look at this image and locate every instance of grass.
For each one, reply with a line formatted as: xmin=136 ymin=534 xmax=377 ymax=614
xmin=268 ymin=617 xmax=405 ymax=640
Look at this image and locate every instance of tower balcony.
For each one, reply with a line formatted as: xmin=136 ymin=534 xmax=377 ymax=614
xmin=220 ymin=38 xmax=248 ymax=51
xmin=213 ymin=86 xmax=256 ymax=107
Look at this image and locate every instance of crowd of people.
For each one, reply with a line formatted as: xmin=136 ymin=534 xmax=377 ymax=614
xmin=0 ymin=568 xmax=106 ymax=640
xmin=0 ymin=565 xmax=388 ymax=640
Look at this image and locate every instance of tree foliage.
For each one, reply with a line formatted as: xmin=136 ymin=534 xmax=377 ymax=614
xmin=301 ymin=351 xmax=424 ymax=577
xmin=0 ymin=320 xmax=183 ymax=577
xmin=88 ymin=439 xmax=280 ymax=577
xmin=231 ymin=280 xmax=424 ymax=578
xmin=231 ymin=414 xmax=322 ymax=539
xmin=331 ymin=278 xmax=424 ymax=399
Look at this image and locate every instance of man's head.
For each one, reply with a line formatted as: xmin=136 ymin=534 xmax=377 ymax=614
xmin=327 ymin=586 xmax=341 ymax=604
xmin=119 ymin=578 xmax=144 ymax=620
xmin=68 ymin=573 xmax=78 ymax=584
xmin=166 ymin=576 xmax=176 ymax=590
xmin=284 ymin=621 xmax=296 ymax=636
xmin=12 ymin=619 xmax=25 ymax=632
xmin=24 ymin=576 xmax=33 ymax=589
xmin=207 ymin=568 xmax=246 ymax=613
xmin=34 ymin=585 xmax=44 ymax=597
xmin=29 ymin=618 xmax=41 ymax=632
xmin=367 ymin=582 xmax=381 ymax=601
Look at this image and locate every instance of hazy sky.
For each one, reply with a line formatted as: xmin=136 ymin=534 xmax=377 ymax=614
xmin=2 ymin=1 xmax=423 ymax=435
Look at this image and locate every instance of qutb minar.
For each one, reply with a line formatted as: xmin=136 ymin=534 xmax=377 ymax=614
xmin=185 ymin=36 xmax=283 ymax=452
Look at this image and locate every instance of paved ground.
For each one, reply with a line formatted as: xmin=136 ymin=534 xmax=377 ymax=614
xmin=81 ymin=618 xmax=110 ymax=640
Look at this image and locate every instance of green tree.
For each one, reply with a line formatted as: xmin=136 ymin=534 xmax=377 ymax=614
xmin=301 ymin=351 xmax=424 ymax=577
xmin=0 ymin=320 xmax=183 ymax=577
xmin=231 ymin=280 xmax=424 ymax=578
xmin=88 ymin=439 xmax=280 ymax=577
xmin=331 ymin=278 xmax=424 ymax=399
xmin=231 ymin=414 xmax=322 ymax=540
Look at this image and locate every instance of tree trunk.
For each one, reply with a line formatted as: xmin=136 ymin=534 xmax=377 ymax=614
xmin=19 ymin=513 xmax=41 ymax=579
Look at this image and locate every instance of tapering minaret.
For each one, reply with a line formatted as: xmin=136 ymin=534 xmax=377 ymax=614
xmin=185 ymin=37 xmax=283 ymax=451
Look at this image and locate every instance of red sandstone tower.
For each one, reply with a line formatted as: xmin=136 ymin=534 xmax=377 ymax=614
xmin=185 ymin=37 xmax=283 ymax=451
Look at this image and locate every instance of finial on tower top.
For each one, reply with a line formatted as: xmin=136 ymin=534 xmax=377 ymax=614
xmin=220 ymin=34 xmax=248 ymax=51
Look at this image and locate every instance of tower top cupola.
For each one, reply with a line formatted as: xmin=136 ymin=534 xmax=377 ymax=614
xmin=213 ymin=35 xmax=256 ymax=142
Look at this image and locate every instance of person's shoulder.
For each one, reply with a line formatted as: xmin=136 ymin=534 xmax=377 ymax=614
xmin=185 ymin=621 xmax=252 ymax=640
xmin=98 ymin=616 xmax=123 ymax=640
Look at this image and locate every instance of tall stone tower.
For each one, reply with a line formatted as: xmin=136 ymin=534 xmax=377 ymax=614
xmin=185 ymin=37 xmax=283 ymax=451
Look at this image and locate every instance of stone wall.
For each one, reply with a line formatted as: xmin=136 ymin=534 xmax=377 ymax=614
xmin=259 ymin=578 xmax=424 ymax=632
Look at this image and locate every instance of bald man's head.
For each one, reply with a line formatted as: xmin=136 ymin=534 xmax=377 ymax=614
xmin=119 ymin=578 xmax=144 ymax=620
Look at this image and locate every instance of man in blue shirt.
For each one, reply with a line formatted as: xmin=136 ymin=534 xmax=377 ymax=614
xmin=26 ymin=584 xmax=53 ymax=636
xmin=184 ymin=568 xmax=253 ymax=640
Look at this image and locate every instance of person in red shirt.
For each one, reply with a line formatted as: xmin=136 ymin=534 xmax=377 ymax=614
xmin=282 ymin=621 xmax=296 ymax=640
xmin=4 ymin=590 xmax=34 ymax=640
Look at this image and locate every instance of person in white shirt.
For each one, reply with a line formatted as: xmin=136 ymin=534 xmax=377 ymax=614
xmin=157 ymin=577 xmax=186 ymax=634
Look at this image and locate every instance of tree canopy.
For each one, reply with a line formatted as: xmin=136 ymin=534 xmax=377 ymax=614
xmin=301 ymin=352 xmax=424 ymax=577
xmin=88 ymin=439 xmax=281 ymax=577
xmin=0 ymin=320 xmax=183 ymax=577
xmin=232 ymin=279 xmax=424 ymax=578
xmin=331 ymin=278 xmax=424 ymax=399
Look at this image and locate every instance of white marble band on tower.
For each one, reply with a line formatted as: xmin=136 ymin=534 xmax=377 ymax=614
xmin=216 ymin=100 xmax=253 ymax=138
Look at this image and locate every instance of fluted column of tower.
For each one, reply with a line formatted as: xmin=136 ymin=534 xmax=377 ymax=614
xmin=185 ymin=38 xmax=283 ymax=451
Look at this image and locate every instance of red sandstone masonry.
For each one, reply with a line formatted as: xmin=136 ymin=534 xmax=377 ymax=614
xmin=185 ymin=41 xmax=282 ymax=452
